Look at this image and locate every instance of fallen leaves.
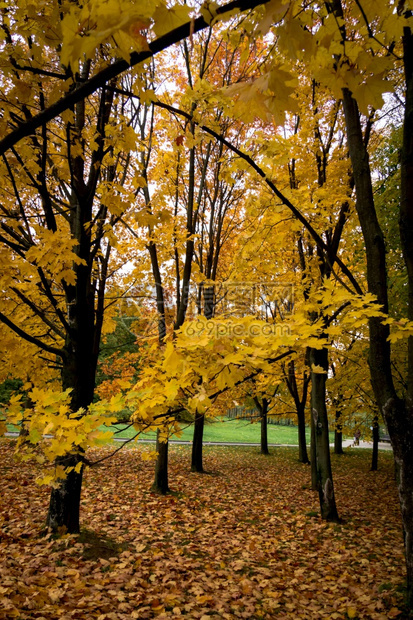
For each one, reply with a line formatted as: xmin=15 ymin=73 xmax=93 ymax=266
xmin=0 ymin=440 xmax=407 ymax=619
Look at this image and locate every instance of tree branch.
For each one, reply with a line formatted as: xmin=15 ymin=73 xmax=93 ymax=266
xmin=0 ymin=0 xmax=270 ymax=156
xmin=152 ymin=100 xmax=363 ymax=295
xmin=10 ymin=287 xmax=65 ymax=339
xmin=0 ymin=311 xmax=64 ymax=357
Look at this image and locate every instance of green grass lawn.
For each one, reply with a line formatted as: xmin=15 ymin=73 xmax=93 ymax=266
xmin=6 ymin=417 xmax=333 ymax=445
xmin=108 ymin=417 xmax=323 ymax=444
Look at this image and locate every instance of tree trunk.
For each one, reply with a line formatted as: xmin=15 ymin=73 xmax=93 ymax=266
xmin=334 ymin=410 xmax=344 ymax=455
xmin=283 ymin=359 xmax=310 ymax=464
xmin=190 ymin=288 xmax=215 ymax=472
xmin=297 ymin=404 xmax=309 ymax=464
xmin=19 ymin=392 xmax=30 ymax=439
xmin=260 ymin=398 xmax=269 ymax=455
xmin=340 ymin=45 xmax=413 ymax=603
xmin=387 ymin=401 xmax=413 ymax=609
xmin=371 ymin=415 xmax=379 ymax=471
xmin=310 ymin=346 xmax=340 ymax=521
xmin=152 ymin=429 xmax=169 ymax=494
xmin=46 ymin=453 xmax=84 ymax=534
xmin=47 ymin=293 xmax=97 ymax=533
xmin=397 ymin=29 xmax=413 ymax=604
xmin=310 ymin=408 xmax=317 ymax=490
xmin=191 ymin=413 xmax=205 ymax=472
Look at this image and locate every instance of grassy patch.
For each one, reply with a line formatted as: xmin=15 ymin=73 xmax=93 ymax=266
xmin=108 ymin=417 xmax=324 ymax=445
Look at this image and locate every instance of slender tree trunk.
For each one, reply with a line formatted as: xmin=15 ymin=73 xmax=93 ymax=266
xmin=371 ymin=415 xmax=379 ymax=471
xmin=191 ymin=287 xmax=214 ymax=471
xmin=310 ymin=408 xmax=317 ymax=490
xmin=283 ymin=359 xmax=310 ymax=463
xmin=191 ymin=413 xmax=205 ymax=471
xmin=310 ymin=346 xmax=340 ymax=521
xmin=152 ymin=429 xmax=169 ymax=494
xmin=334 ymin=410 xmax=344 ymax=455
xmin=203 ymin=285 xmax=215 ymax=322
xmin=260 ymin=398 xmax=269 ymax=455
xmin=19 ymin=391 xmax=30 ymax=438
xmin=297 ymin=404 xmax=309 ymax=464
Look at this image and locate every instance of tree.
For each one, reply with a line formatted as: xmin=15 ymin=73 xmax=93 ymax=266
xmin=338 ymin=14 xmax=413 ymax=607
xmin=282 ymin=358 xmax=310 ymax=463
xmin=0 ymin=3 xmax=157 ymax=530
xmin=256 ymin=0 xmax=413 ymax=603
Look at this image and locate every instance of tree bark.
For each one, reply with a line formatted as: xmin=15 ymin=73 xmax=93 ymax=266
xmin=310 ymin=346 xmax=340 ymax=521
xmin=152 ymin=429 xmax=169 ymax=494
xmin=46 ymin=454 xmax=84 ymax=533
xmin=400 ymin=26 xmax=413 ymax=401
xmin=334 ymin=409 xmax=344 ymax=455
xmin=297 ymin=404 xmax=309 ymax=464
xmin=283 ymin=359 xmax=309 ymax=463
xmin=386 ymin=399 xmax=413 ymax=608
xmin=310 ymin=408 xmax=317 ymax=491
xmin=46 ymin=318 xmax=96 ymax=533
xmin=341 ymin=45 xmax=413 ymax=603
xmin=371 ymin=415 xmax=379 ymax=472
xmin=191 ymin=285 xmax=214 ymax=471
xmin=191 ymin=413 xmax=206 ymax=471
xmin=260 ymin=398 xmax=269 ymax=455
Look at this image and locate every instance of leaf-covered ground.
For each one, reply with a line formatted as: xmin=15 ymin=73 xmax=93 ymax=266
xmin=0 ymin=441 xmax=407 ymax=619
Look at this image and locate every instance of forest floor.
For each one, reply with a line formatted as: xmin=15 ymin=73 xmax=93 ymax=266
xmin=0 ymin=440 xmax=408 ymax=619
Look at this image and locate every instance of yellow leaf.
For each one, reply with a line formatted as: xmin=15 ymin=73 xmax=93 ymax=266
xmin=352 ymin=73 xmax=389 ymax=116
xmin=200 ymin=1 xmax=219 ymax=25
xmin=141 ymin=450 xmax=157 ymax=461
xmin=152 ymin=4 xmax=191 ymax=37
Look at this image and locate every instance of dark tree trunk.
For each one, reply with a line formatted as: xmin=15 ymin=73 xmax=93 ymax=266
xmin=191 ymin=288 xmax=215 ymax=472
xmin=45 ymin=81 xmax=114 ymax=534
xmin=334 ymin=409 xmax=344 ymax=455
xmin=387 ymin=400 xmax=413 ymax=609
xmin=19 ymin=391 xmax=31 ymax=438
xmin=203 ymin=285 xmax=215 ymax=322
xmin=283 ymin=359 xmax=310 ymax=463
xmin=297 ymin=404 xmax=309 ymax=464
xmin=340 ymin=29 xmax=413 ymax=602
xmin=310 ymin=408 xmax=317 ymax=491
xmin=152 ymin=429 xmax=169 ymax=494
xmin=191 ymin=413 xmax=205 ymax=472
xmin=47 ymin=347 xmax=95 ymax=533
xmin=310 ymin=346 xmax=340 ymax=521
xmin=46 ymin=453 xmax=84 ymax=533
xmin=46 ymin=260 xmax=98 ymax=534
xmin=260 ymin=398 xmax=269 ymax=455
xmin=371 ymin=416 xmax=379 ymax=471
